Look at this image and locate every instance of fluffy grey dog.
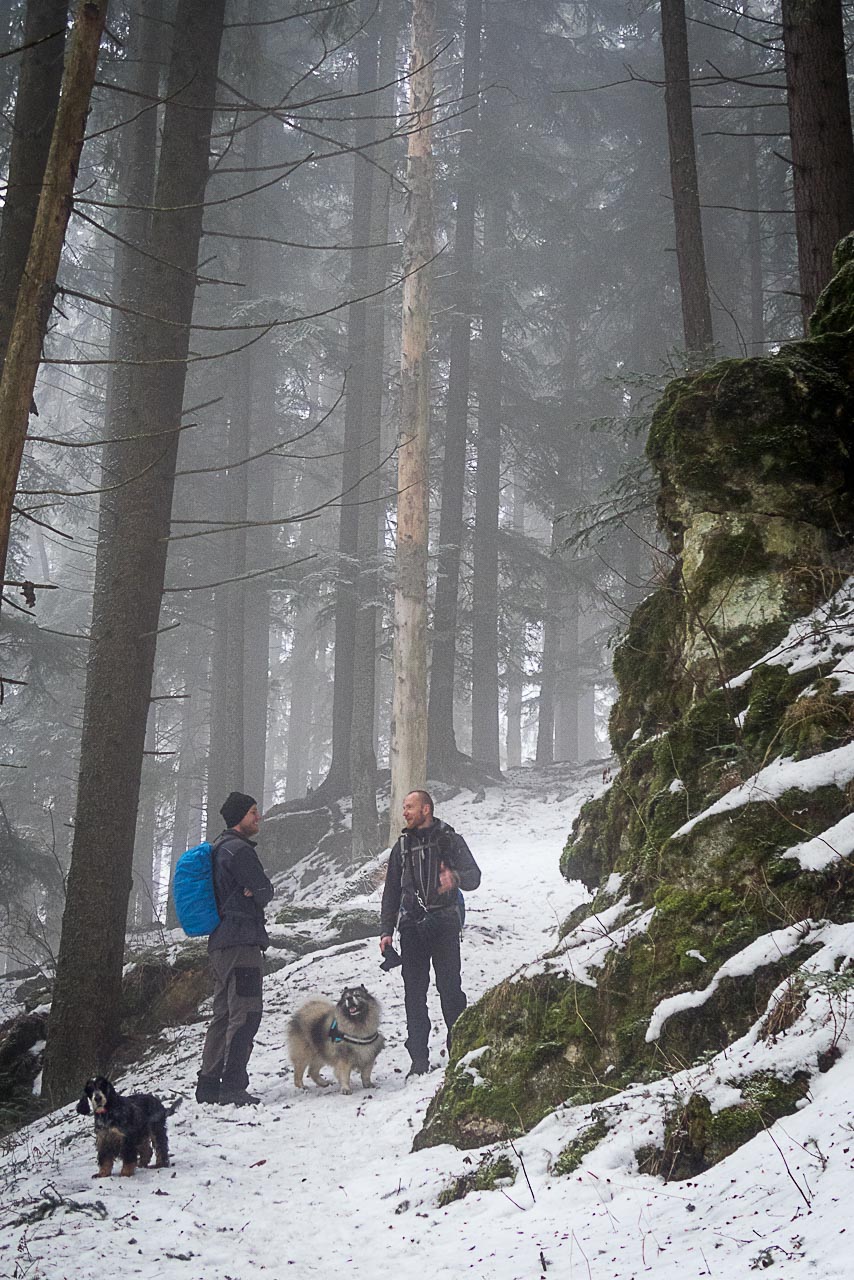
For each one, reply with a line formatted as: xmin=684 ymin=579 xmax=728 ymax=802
xmin=287 ymin=985 xmax=385 ymax=1094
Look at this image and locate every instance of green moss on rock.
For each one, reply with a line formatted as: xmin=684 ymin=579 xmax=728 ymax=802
xmin=609 ymin=581 xmax=688 ymax=756
xmin=275 ymin=905 xmax=329 ymax=925
xmin=553 ymin=1114 xmax=609 ymax=1176
xmin=640 ymin=1072 xmax=809 ymax=1181
xmin=810 ymin=233 xmax=854 ymax=336
xmin=327 ymin=908 xmax=381 ymax=942
xmin=417 ymin=241 xmax=854 ymax=1156
xmin=437 ymin=1152 xmax=516 ymax=1205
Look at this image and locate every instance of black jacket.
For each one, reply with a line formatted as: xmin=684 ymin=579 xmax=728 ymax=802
xmin=380 ymin=819 xmax=480 ymax=937
xmin=208 ymin=829 xmax=274 ymax=952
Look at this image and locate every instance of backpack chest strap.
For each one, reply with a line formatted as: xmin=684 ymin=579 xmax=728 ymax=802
xmin=328 ymin=1018 xmax=379 ymax=1046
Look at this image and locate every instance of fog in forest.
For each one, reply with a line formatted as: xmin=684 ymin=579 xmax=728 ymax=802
xmin=0 ymin=0 xmax=850 ymax=1093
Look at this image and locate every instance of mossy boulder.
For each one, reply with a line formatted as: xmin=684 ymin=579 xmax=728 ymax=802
xmin=417 ymin=240 xmax=854 ymax=1155
xmin=0 ymin=1011 xmax=48 ymax=1137
xmin=327 ymin=908 xmax=381 ymax=942
xmin=810 ymin=233 xmax=854 ymax=337
xmin=644 ymin=329 xmax=853 ymax=696
xmin=638 ymin=1072 xmax=810 ymax=1181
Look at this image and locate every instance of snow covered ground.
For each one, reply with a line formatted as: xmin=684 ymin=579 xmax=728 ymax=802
xmin=2 ymin=764 xmax=854 ymax=1280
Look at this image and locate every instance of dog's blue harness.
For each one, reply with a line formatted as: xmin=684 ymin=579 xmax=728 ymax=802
xmin=328 ymin=1018 xmax=380 ymax=1046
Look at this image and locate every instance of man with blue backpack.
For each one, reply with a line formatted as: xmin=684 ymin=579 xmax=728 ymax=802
xmin=195 ymin=792 xmax=274 ymax=1107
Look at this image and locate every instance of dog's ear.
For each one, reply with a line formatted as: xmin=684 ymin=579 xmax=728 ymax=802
xmin=76 ymin=1087 xmax=91 ymax=1115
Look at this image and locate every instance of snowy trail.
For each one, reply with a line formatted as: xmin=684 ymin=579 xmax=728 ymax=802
xmin=0 ymin=770 xmax=595 ymax=1280
xmin=4 ymin=765 xmax=854 ymax=1280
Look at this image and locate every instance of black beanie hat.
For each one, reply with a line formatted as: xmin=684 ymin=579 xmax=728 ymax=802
xmin=220 ymin=791 xmax=257 ymax=828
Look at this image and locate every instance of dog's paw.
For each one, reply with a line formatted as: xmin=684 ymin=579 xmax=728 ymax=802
xmin=340 ymin=1087 xmax=352 ymax=1095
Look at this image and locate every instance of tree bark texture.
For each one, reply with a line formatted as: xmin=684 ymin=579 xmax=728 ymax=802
xmin=746 ymin=137 xmax=765 ymax=351
xmin=165 ymin=667 xmax=205 ymax=929
xmin=390 ymin=0 xmax=436 ymax=835
xmin=782 ymin=0 xmax=854 ymax=329
xmin=321 ymin=0 xmax=386 ymax=802
xmin=129 ymin=706 xmax=157 ymax=929
xmin=426 ymin=0 xmax=482 ymax=776
xmin=535 ymin=517 xmax=561 ymax=766
xmin=0 ymin=0 xmax=66 ymax=374
xmin=553 ymin=579 xmax=580 ymax=763
xmin=504 ymin=474 xmax=525 ymax=769
xmin=470 ymin=5 xmax=506 ymax=773
xmin=42 ymin=0 xmax=226 ymax=1106
xmin=0 ymin=0 xmax=107 ymax=593
xmin=470 ymin=192 xmax=505 ymax=771
xmin=350 ymin=0 xmax=399 ymax=863
xmin=660 ymin=0 xmax=714 ymax=357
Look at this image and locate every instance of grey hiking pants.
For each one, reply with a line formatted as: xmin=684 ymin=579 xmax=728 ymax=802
xmin=199 ymin=945 xmax=264 ymax=1090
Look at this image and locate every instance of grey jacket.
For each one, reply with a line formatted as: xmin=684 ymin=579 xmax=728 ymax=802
xmin=380 ymin=819 xmax=480 ymax=937
xmin=208 ymin=829 xmax=274 ymax=952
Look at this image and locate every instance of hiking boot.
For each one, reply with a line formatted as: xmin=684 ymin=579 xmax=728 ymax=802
xmin=195 ymin=1075 xmax=221 ymax=1105
xmin=218 ymin=1087 xmax=260 ymax=1106
xmin=406 ymin=1059 xmax=429 ymax=1078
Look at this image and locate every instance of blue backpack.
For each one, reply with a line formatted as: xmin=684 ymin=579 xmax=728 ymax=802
xmin=172 ymin=840 xmax=222 ymax=937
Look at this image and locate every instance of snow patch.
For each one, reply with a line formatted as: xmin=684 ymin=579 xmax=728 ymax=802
xmin=673 ymin=741 xmax=854 ymax=838
xmin=646 ymin=922 xmax=815 ymax=1042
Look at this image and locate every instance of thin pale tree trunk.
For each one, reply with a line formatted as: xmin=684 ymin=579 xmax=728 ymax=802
xmin=389 ymin=0 xmax=436 ymax=836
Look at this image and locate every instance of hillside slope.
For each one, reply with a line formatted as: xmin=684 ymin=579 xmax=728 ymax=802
xmin=417 ymin=240 xmax=854 ymax=1182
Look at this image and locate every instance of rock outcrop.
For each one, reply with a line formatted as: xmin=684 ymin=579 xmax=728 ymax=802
xmin=417 ymin=244 xmax=854 ymax=1156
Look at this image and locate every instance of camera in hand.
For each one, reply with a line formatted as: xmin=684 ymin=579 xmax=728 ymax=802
xmin=379 ymin=944 xmax=402 ymax=971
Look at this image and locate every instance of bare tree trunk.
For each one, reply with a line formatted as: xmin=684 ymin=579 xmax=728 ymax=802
xmin=286 ymin=512 xmax=318 ymax=801
xmin=746 ymin=137 xmax=765 ymax=351
xmin=782 ymin=0 xmax=854 ymax=329
xmin=242 ymin=380 xmax=274 ymax=806
xmin=660 ymin=0 xmax=714 ymax=357
xmin=206 ymin=586 xmax=234 ymax=829
xmin=165 ymin=669 xmax=204 ymax=929
xmin=42 ymin=0 xmax=226 ymax=1106
xmin=553 ymin=579 xmax=579 ymax=763
xmin=0 ymin=0 xmax=66 ymax=373
xmin=535 ymin=520 xmax=559 ymax=766
xmin=319 ymin=0 xmax=387 ymax=803
xmin=389 ymin=0 xmax=436 ymax=835
xmin=0 ymin=0 xmax=107 ymax=594
xmin=129 ymin=706 xmax=157 ymax=930
xmin=426 ymin=0 xmax=482 ymax=776
xmin=470 ymin=188 xmax=505 ymax=772
xmin=350 ymin=0 xmax=399 ymax=862
xmin=504 ymin=474 xmax=525 ymax=769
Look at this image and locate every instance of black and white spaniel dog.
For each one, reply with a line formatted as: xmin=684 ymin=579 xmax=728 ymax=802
xmin=76 ymin=1076 xmax=171 ymax=1178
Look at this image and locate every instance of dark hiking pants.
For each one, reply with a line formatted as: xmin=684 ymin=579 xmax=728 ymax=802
xmin=199 ymin=945 xmax=264 ymax=1091
xmin=400 ymin=911 xmax=466 ymax=1065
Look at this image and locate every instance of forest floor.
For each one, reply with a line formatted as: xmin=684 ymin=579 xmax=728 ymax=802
xmin=1 ymin=763 xmax=852 ymax=1279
